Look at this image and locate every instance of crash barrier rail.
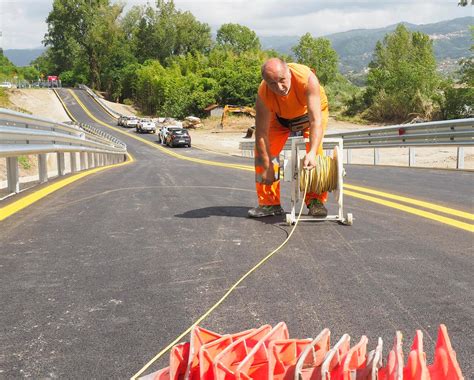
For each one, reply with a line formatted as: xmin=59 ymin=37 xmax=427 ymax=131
xmin=137 ymin=323 xmax=464 ymax=380
xmin=240 ymin=118 xmax=474 ymax=169
xmin=78 ymin=84 xmax=121 ymax=118
xmin=0 ymin=108 xmax=127 ymax=195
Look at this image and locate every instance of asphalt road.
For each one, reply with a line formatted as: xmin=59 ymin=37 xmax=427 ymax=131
xmin=0 ymin=89 xmax=472 ymax=378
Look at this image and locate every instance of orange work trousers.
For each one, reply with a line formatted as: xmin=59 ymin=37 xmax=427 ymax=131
xmin=255 ymin=107 xmax=329 ymax=206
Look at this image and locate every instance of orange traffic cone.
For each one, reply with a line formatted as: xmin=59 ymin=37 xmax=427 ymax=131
xmin=200 ymin=329 xmax=256 ymax=380
xmin=339 ymin=335 xmax=368 ymax=380
xmin=213 ymin=325 xmax=272 ymax=380
xmin=427 ymin=325 xmax=464 ymax=380
xmin=186 ymin=326 xmax=222 ymax=380
xmin=379 ymin=331 xmax=403 ymax=380
xmin=235 ymin=322 xmax=290 ymax=380
xmin=320 ymin=334 xmax=351 ymax=380
xmin=403 ymin=330 xmax=429 ymax=380
xmin=170 ymin=343 xmax=190 ymax=380
xmin=269 ymin=338 xmax=313 ymax=380
xmin=357 ymin=337 xmax=383 ymax=380
xmin=294 ymin=328 xmax=331 ymax=380
xmin=153 ymin=367 xmax=171 ymax=380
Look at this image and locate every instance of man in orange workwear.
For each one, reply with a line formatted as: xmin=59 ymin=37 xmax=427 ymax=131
xmin=248 ymin=58 xmax=329 ymax=218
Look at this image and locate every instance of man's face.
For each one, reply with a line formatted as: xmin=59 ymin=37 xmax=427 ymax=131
xmin=264 ymin=67 xmax=291 ymax=96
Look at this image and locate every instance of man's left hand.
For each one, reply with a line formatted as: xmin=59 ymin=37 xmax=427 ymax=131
xmin=303 ymin=152 xmax=317 ymax=170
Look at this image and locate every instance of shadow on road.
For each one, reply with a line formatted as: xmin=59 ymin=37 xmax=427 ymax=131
xmin=175 ymin=206 xmax=288 ymax=226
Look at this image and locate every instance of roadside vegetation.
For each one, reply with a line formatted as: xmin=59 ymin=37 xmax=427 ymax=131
xmin=1 ymin=0 xmax=472 ymax=123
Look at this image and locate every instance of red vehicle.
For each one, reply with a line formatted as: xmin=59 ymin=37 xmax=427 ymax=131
xmin=47 ymin=75 xmax=61 ymax=88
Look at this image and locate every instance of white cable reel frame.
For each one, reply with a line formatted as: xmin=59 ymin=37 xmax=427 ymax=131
xmin=283 ymin=137 xmax=353 ymax=226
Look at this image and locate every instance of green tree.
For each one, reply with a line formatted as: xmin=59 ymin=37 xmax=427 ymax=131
xmin=129 ymin=1 xmax=211 ymax=64
xmin=216 ymin=23 xmax=261 ymax=54
xmin=44 ymin=0 xmax=128 ymax=89
xmin=364 ymin=24 xmax=440 ymax=121
xmin=292 ymin=33 xmax=339 ymax=85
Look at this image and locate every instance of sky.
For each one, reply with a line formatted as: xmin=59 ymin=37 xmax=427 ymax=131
xmin=0 ymin=0 xmax=472 ymax=49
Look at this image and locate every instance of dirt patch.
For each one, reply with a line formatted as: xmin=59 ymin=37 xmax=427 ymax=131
xmin=7 ymin=89 xmax=71 ymax=122
xmin=99 ymin=97 xmax=137 ymax=117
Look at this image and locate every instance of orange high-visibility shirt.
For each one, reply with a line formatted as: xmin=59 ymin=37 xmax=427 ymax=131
xmin=258 ymin=63 xmax=328 ymax=119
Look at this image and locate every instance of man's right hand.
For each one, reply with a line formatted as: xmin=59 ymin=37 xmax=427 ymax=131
xmin=261 ymin=165 xmax=276 ymax=185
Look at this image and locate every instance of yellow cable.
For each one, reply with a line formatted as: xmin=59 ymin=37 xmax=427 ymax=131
xmin=131 ymin=183 xmax=309 ymax=380
xmin=300 ymin=155 xmax=338 ymax=195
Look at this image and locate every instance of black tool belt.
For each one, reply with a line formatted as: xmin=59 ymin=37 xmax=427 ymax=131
xmin=276 ymin=113 xmax=310 ymax=132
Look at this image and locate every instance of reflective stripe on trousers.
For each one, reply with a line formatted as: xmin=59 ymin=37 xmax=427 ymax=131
xmin=255 ymin=108 xmax=329 ymax=206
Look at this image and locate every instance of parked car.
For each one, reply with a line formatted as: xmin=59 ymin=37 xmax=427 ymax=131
xmin=117 ymin=115 xmax=129 ymax=126
xmin=158 ymin=125 xmax=182 ymax=144
xmin=0 ymin=81 xmax=13 ymax=89
xmin=136 ymin=119 xmax=156 ymax=134
xmin=124 ymin=117 xmax=139 ymax=128
xmin=166 ymin=128 xmax=191 ymax=148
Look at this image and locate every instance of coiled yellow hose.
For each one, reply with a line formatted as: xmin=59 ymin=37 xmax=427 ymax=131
xmin=299 ymin=155 xmax=338 ymax=194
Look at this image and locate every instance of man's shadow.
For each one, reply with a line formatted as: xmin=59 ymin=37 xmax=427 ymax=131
xmin=175 ymin=206 xmax=287 ymax=225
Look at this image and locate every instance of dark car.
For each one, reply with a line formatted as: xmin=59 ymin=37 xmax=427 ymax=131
xmin=166 ymin=129 xmax=191 ymax=147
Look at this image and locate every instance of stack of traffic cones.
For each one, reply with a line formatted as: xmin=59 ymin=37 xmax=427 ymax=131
xmin=140 ymin=323 xmax=464 ymax=380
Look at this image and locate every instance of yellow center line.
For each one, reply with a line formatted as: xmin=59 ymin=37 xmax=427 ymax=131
xmin=345 ymin=190 xmax=474 ymax=232
xmin=69 ymin=89 xmax=474 ymax=232
xmin=345 ymin=184 xmax=474 ymax=221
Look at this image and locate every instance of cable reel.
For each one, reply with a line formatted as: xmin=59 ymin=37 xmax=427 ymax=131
xmin=285 ymin=138 xmax=353 ymax=226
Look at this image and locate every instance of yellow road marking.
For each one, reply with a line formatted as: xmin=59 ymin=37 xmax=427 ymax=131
xmin=70 ymin=89 xmax=474 ymax=232
xmin=0 ymin=154 xmax=133 ymax=222
xmin=345 ymin=184 xmax=474 ymax=221
xmin=345 ymin=189 xmax=474 ymax=232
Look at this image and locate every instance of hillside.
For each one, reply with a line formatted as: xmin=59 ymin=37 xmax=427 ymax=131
xmin=260 ymin=17 xmax=473 ymax=74
xmin=3 ymin=48 xmax=45 ymax=67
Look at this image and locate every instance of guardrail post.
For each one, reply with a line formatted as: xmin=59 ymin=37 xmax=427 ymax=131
xmin=80 ymin=152 xmax=87 ymax=170
xmin=88 ymin=153 xmax=94 ymax=168
xmin=57 ymin=152 xmax=66 ymax=176
xmin=38 ymin=154 xmax=48 ymax=183
xmin=7 ymin=157 xmax=20 ymax=193
xmin=70 ymin=152 xmax=78 ymax=173
xmin=409 ymin=147 xmax=416 ymax=167
xmin=346 ymin=149 xmax=352 ymax=164
xmin=374 ymin=148 xmax=380 ymax=165
xmin=457 ymin=147 xmax=464 ymax=169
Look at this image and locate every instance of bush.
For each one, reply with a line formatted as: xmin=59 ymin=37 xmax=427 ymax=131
xmin=18 ymin=156 xmax=31 ymax=170
xmin=441 ymin=86 xmax=474 ymax=119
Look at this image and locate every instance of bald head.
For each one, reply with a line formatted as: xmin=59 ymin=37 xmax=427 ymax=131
xmin=261 ymin=58 xmax=291 ymax=96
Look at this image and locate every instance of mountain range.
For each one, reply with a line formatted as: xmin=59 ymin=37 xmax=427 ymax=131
xmin=4 ymin=17 xmax=472 ymax=74
xmin=260 ymin=17 xmax=472 ymax=74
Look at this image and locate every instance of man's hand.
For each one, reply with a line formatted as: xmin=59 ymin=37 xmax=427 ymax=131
xmin=261 ymin=165 xmax=276 ymax=185
xmin=303 ymin=152 xmax=317 ymax=170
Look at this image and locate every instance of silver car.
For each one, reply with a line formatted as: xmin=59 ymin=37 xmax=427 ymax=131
xmin=137 ymin=119 xmax=156 ymax=134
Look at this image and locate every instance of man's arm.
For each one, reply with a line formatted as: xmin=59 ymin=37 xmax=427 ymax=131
xmin=255 ymin=95 xmax=274 ymax=185
xmin=303 ymin=73 xmax=324 ymax=169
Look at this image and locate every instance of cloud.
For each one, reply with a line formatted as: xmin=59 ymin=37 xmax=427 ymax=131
xmin=0 ymin=0 xmax=52 ymax=49
xmin=0 ymin=0 xmax=470 ymax=49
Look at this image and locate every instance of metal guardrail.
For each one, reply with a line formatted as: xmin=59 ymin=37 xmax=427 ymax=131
xmin=78 ymin=84 xmax=122 ymax=118
xmin=0 ymin=108 xmax=128 ymax=195
xmin=240 ymin=118 xmax=474 ymax=169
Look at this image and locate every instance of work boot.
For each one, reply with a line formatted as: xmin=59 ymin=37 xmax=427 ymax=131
xmin=248 ymin=205 xmax=284 ymax=218
xmin=308 ymin=199 xmax=328 ymax=218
